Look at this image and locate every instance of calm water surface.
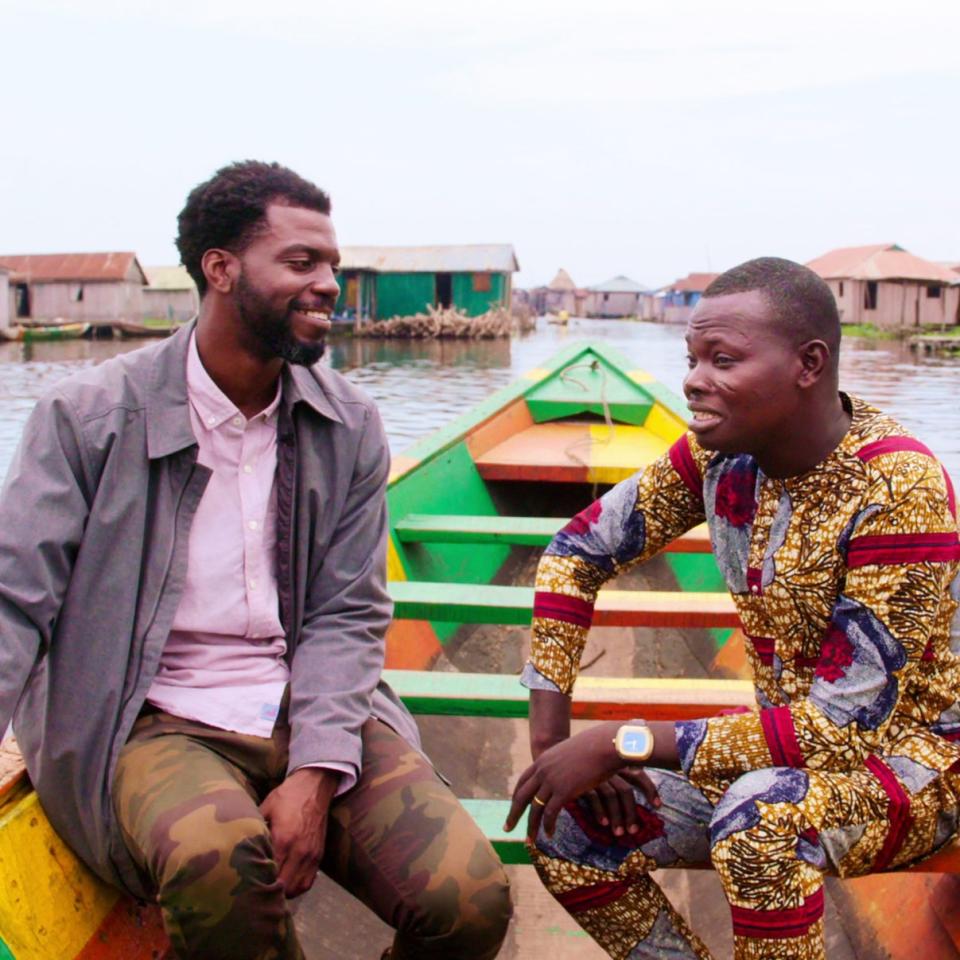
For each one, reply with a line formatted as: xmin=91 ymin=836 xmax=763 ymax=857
xmin=1 ymin=319 xmax=957 ymax=479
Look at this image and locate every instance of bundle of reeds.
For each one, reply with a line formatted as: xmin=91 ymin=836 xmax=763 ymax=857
xmin=357 ymin=304 xmax=530 ymax=339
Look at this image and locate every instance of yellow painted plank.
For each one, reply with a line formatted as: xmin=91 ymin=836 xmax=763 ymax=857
xmin=0 ymin=791 xmax=119 ymax=959
xmin=585 ymin=423 xmax=666 ymax=484
xmin=627 ymin=369 xmax=656 ymax=384
xmin=388 ymin=454 xmax=419 ymax=484
xmin=386 ymin=537 xmax=407 ymax=582
xmin=522 ymin=367 xmax=550 ymax=381
xmin=643 ymin=401 xmax=688 ymax=444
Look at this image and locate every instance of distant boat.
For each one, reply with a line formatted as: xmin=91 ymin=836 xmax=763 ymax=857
xmin=113 ymin=320 xmax=177 ymax=339
xmin=0 ymin=322 xmax=91 ymax=342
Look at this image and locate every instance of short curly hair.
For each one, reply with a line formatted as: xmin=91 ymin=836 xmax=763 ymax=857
xmin=703 ymin=257 xmax=840 ymax=362
xmin=176 ymin=161 xmax=331 ymax=295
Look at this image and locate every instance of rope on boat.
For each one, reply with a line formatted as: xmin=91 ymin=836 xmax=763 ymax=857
xmin=557 ymin=359 xmax=615 ymax=499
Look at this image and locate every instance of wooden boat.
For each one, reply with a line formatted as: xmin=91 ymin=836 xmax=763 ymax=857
xmin=112 ymin=320 xmax=178 ymax=339
xmin=0 ymin=322 xmax=91 ymax=343
xmin=2 ymin=341 xmax=959 ymax=958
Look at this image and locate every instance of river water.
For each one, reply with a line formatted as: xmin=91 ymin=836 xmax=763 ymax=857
xmin=0 ymin=318 xmax=957 ymax=479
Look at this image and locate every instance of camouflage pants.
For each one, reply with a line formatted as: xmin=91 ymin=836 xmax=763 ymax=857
xmin=114 ymin=710 xmax=511 ymax=960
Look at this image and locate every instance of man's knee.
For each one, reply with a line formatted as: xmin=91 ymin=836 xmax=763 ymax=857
xmin=709 ymin=767 xmax=811 ymax=857
xmin=394 ymin=844 xmax=511 ymax=960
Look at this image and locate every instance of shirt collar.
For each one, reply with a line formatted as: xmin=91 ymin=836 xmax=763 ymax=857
xmin=187 ymin=330 xmax=281 ymax=430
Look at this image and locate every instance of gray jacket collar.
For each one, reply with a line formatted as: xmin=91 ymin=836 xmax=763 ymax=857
xmin=145 ymin=319 xmax=342 ymax=460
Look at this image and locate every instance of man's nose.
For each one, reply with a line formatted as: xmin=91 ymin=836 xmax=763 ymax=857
xmin=683 ymin=362 xmax=707 ymax=398
xmin=311 ymin=266 xmax=340 ymax=300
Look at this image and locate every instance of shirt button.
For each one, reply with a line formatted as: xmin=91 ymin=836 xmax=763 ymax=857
xmin=232 ymin=416 xmax=243 ymax=427
xmin=248 ymin=578 xmax=258 ymax=590
xmin=206 ymin=416 xmax=216 ymax=426
xmin=248 ymin=520 xmax=259 ymax=531
xmin=750 ymin=584 xmax=760 ymax=594
xmin=243 ymin=464 xmax=253 ymax=474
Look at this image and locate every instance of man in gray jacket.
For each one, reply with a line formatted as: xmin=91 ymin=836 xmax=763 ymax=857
xmin=0 ymin=161 xmax=510 ymax=959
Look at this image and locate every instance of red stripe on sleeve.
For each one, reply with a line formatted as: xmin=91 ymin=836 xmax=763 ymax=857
xmin=730 ymin=888 xmax=824 ymax=940
xmin=668 ymin=435 xmax=703 ymax=500
xmin=943 ymin=467 xmax=957 ymax=521
xmin=759 ymin=706 xmax=805 ymax=768
xmin=865 ymin=755 xmax=913 ymax=871
xmin=532 ymin=591 xmax=594 ymax=628
xmin=846 ymin=532 xmax=960 ymax=568
xmin=856 ymin=437 xmax=935 ymax=462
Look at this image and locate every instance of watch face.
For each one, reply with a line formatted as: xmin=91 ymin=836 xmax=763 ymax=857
xmin=616 ymin=724 xmax=653 ymax=761
xmin=621 ymin=730 xmax=651 ymax=755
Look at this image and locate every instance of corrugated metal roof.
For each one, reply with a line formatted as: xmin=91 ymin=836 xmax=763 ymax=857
xmin=0 ymin=252 xmax=147 ymax=284
xmin=807 ymin=244 xmax=958 ymax=283
xmin=669 ymin=272 xmax=721 ymax=293
xmin=144 ymin=265 xmax=197 ymax=290
xmin=588 ymin=275 xmax=651 ymax=293
xmin=339 ymin=244 xmax=518 ymax=273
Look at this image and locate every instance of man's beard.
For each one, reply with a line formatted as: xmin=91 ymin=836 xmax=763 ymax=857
xmin=235 ymin=272 xmax=326 ymax=367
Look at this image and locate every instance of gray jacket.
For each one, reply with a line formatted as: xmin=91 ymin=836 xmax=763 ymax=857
xmin=0 ymin=322 xmax=419 ymax=898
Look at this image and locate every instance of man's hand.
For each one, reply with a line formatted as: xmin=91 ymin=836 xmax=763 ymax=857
xmin=259 ymin=767 xmax=340 ymax=898
xmin=506 ymin=720 xmax=659 ymax=839
xmin=528 ymin=689 xmax=660 ymax=837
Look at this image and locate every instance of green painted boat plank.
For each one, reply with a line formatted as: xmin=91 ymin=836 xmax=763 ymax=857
xmin=383 ymin=669 xmax=755 ymax=720
xmin=396 ymin=514 xmax=713 ymax=553
xmin=0 ymin=937 xmax=13 ymax=960
xmin=388 ymin=581 xmax=739 ymax=628
xmin=395 ymin=514 xmax=562 ymax=546
xmin=459 ymin=799 xmax=529 ymax=864
xmin=391 ymin=581 xmax=534 ymax=625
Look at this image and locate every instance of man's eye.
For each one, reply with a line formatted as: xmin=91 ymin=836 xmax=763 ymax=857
xmin=685 ymin=354 xmax=696 ymax=368
xmin=714 ymin=355 xmax=734 ymax=366
xmin=289 ymin=260 xmax=312 ymax=271
xmin=332 ymin=265 xmax=341 ymax=276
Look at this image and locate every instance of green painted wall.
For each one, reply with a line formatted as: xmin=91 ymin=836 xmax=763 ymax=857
xmin=375 ymin=273 xmax=436 ymax=319
xmin=388 ymin=441 xmax=510 ymax=643
xmin=451 ymin=273 xmax=507 ymax=316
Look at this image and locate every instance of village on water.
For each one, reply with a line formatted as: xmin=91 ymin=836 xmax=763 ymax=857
xmin=1 ymin=243 xmax=959 ymax=343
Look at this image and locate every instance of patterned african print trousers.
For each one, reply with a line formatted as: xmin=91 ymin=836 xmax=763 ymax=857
xmin=114 ymin=709 xmax=511 ymax=960
xmin=530 ymin=764 xmax=960 ymax=960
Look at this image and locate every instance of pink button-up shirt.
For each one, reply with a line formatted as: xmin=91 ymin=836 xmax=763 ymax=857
xmin=146 ymin=333 xmax=290 ymax=736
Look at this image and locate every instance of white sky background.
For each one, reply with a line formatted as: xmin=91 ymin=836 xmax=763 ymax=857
xmin=1 ymin=0 xmax=958 ymax=287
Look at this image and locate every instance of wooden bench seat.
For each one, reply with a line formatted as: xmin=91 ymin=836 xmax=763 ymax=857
xmin=388 ymin=580 xmax=740 ymax=629
xmin=394 ymin=514 xmax=712 ymax=553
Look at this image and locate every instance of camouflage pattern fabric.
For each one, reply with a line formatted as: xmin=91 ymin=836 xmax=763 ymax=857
xmin=114 ymin=710 xmax=510 ymax=960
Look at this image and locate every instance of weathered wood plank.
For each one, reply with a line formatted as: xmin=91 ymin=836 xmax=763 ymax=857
xmin=388 ymin=581 xmax=740 ymax=629
xmin=394 ymin=514 xmax=711 ymax=553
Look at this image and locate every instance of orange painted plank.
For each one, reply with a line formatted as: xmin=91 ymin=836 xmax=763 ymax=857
xmin=464 ymin=398 xmax=535 ymax=460
xmin=473 ymin=422 xmax=592 ymax=483
xmin=75 ymin=898 xmax=167 ymax=960
xmin=593 ymin=590 xmax=740 ymax=629
xmin=384 ymin=619 xmax=443 ymax=670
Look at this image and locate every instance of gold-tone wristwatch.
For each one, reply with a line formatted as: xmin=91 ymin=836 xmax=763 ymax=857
xmin=613 ymin=722 xmax=655 ymax=762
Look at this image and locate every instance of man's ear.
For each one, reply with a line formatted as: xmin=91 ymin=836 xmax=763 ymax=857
xmin=201 ymin=248 xmax=239 ymax=295
xmin=796 ymin=339 xmax=831 ymax=388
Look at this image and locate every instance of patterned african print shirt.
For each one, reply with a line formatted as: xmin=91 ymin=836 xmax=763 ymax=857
xmin=522 ymin=395 xmax=960 ymax=799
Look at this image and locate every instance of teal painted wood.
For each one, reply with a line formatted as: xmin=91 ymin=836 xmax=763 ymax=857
xmin=374 ymin=273 xmax=436 ymax=319
xmin=0 ymin=937 xmax=13 ymax=960
xmin=394 ymin=514 xmax=562 ymax=547
xmin=451 ymin=272 xmax=507 ymax=316
xmin=460 ymin=799 xmax=528 ymax=864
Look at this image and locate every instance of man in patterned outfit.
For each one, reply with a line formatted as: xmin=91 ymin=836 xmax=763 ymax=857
xmin=505 ymin=257 xmax=960 ymax=959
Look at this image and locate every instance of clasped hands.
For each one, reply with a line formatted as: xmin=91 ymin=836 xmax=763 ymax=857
xmin=504 ymin=719 xmax=661 ymax=840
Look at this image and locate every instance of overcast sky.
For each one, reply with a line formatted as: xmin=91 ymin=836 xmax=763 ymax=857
xmin=2 ymin=0 xmax=958 ymax=288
